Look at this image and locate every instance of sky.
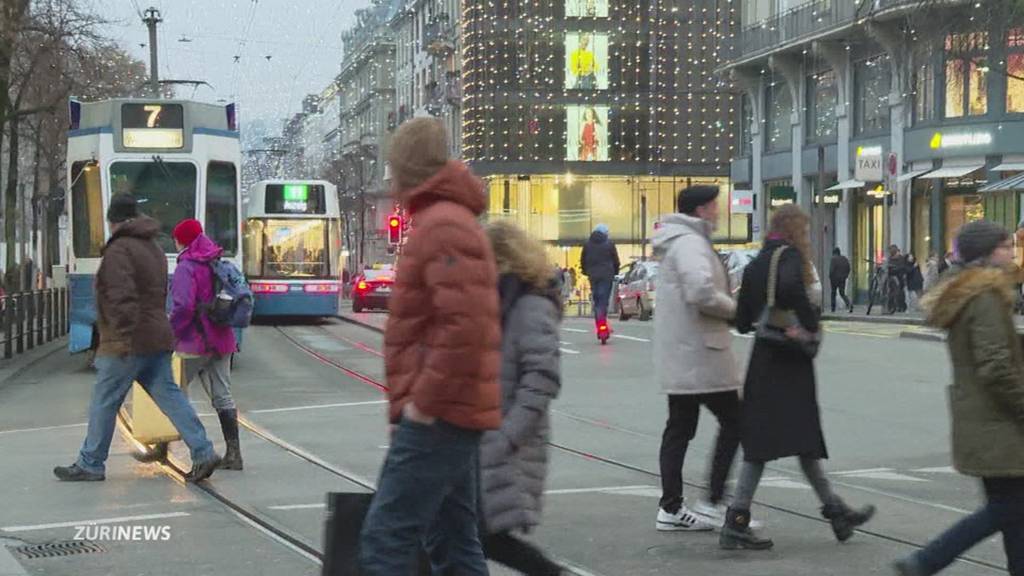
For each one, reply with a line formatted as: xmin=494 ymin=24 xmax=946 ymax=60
xmin=98 ymin=0 xmax=370 ymax=142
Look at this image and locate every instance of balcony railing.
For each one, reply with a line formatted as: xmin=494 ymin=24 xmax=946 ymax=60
xmin=423 ymin=15 xmax=455 ymax=56
xmin=731 ymin=0 xmax=859 ymax=61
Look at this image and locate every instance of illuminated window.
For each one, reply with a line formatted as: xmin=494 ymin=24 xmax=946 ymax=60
xmin=70 ymin=162 xmax=104 ymax=258
xmin=913 ymin=58 xmax=935 ymax=124
xmin=944 ymin=31 xmax=989 ymax=118
xmin=765 ymin=80 xmax=792 ymax=151
xmin=854 ymin=54 xmax=891 ymax=135
xmin=1008 ymin=29 xmax=1024 ymax=113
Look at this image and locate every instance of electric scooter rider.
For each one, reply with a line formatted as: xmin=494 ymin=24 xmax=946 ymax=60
xmin=581 ymin=223 xmax=620 ymax=341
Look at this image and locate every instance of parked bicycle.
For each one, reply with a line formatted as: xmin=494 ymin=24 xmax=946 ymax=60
xmin=865 ymin=259 xmax=901 ymax=316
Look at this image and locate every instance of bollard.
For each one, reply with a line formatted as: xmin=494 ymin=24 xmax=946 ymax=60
xmin=15 ymin=296 xmax=23 ymax=355
xmin=25 ymin=293 xmax=35 ymax=351
xmin=46 ymin=290 xmax=54 ymax=342
xmin=36 ymin=291 xmax=44 ymax=347
xmin=3 ymin=296 xmax=11 ymax=360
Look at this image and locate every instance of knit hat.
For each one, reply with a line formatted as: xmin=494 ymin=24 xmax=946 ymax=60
xmin=677 ymin=185 xmax=720 ymax=215
xmin=389 ymin=118 xmax=449 ymax=193
xmin=173 ymin=219 xmax=203 ymax=247
xmin=956 ymin=220 xmax=1009 ymax=264
xmin=107 ymin=194 xmax=139 ymax=223
xmin=594 ymin=223 xmax=609 ymax=235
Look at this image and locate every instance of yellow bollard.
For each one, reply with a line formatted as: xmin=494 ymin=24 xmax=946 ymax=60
xmin=126 ymin=355 xmax=186 ymax=445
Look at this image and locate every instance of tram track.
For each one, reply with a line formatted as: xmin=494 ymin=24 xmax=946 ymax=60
xmin=290 ymin=321 xmax=1009 ymax=574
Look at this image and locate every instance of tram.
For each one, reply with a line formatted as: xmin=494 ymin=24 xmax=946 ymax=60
xmin=65 ymin=98 xmax=243 ymax=353
xmin=244 ymin=180 xmax=343 ymax=318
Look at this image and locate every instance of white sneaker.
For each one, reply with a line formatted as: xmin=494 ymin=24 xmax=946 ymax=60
xmin=691 ymin=499 xmax=764 ymax=530
xmin=656 ymin=505 xmax=716 ymax=531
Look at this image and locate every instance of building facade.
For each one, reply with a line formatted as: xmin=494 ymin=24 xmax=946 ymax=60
xmin=725 ymin=0 xmax=1024 ymax=294
xmin=462 ymin=0 xmax=742 ymax=267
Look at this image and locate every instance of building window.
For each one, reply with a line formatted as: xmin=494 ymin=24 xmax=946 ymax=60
xmin=739 ymin=94 xmax=753 ymax=156
xmin=807 ymin=69 xmax=837 ymax=142
xmin=1008 ymin=28 xmax=1024 ymax=113
xmin=854 ymin=54 xmax=891 ymax=135
xmin=765 ymin=80 xmax=792 ymax=151
xmin=912 ymin=58 xmax=935 ymax=124
xmin=944 ymin=31 xmax=989 ymax=118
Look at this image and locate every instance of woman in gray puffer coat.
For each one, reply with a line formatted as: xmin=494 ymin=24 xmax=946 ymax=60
xmin=481 ymin=221 xmax=564 ymax=576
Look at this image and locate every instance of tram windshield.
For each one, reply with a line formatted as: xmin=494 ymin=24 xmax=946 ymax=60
xmin=245 ymin=219 xmax=333 ymax=279
xmin=109 ymin=160 xmax=197 ymax=253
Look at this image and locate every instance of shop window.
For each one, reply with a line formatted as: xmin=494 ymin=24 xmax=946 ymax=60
xmin=765 ymin=80 xmax=792 ymax=151
xmin=1008 ymin=28 xmax=1024 ymax=113
xmin=912 ymin=59 xmax=935 ymax=124
xmin=944 ymin=31 xmax=989 ymax=118
xmin=807 ymin=69 xmax=838 ymax=142
xmin=739 ymin=94 xmax=753 ymax=156
xmin=854 ymin=54 xmax=891 ymax=135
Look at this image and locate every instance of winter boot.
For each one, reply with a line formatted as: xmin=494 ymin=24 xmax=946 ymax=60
xmin=822 ymin=499 xmax=875 ymax=542
xmin=217 ymin=409 xmax=244 ymax=470
xmin=719 ymin=508 xmax=773 ymax=550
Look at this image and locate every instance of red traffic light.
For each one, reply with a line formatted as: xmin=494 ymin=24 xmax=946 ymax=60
xmin=388 ymin=214 xmax=403 ymax=245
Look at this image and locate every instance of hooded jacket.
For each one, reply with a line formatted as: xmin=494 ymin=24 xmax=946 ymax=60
xmin=923 ymin=266 xmax=1024 ymax=477
xmin=95 ymin=217 xmax=174 ymax=357
xmin=384 ymin=160 xmax=502 ymax=431
xmin=651 ymin=213 xmax=739 ymax=395
xmin=170 ymin=234 xmax=238 ymax=357
xmin=580 ymin=230 xmax=620 ymax=282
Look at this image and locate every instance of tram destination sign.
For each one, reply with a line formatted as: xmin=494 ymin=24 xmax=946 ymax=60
xmin=265 ymin=184 xmax=326 ymax=215
xmin=121 ymin=104 xmax=184 ymax=149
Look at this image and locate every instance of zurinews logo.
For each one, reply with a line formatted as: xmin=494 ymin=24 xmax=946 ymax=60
xmin=74 ymin=524 xmax=172 ymax=542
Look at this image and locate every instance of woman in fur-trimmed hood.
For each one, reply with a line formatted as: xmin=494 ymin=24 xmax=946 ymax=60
xmin=896 ymin=220 xmax=1024 ymax=576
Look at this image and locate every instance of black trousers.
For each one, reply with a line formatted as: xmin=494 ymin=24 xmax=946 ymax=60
xmin=482 ymin=532 xmax=563 ymax=576
xmin=830 ymin=279 xmax=851 ymax=312
xmin=658 ymin=391 xmax=741 ymax=513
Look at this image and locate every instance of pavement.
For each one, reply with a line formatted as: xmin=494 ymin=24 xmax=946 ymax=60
xmin=0 ymin=308 xmax=1011 ymax=575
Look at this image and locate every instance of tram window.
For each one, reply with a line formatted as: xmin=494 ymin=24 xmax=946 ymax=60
xmin=109 ymin=161 xmax=197 ymax=253
xmin=70 ymin=161 xmax=103 ymax=258
xmin=206 ymin=162 xmax=238 ymax=256
xmin=251 ymin=219 xmax=331 ymax=278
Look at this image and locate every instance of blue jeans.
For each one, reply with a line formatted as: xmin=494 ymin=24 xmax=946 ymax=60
xmin=591 ymin=278 xmax=613 ymax=323
xmin=77 ymin=353 xmax=216 ymax=474
xmin=907 ymin=478 xmax=1024 ymax=575
xmin=360 ymin=418 xmax=487 ymax=576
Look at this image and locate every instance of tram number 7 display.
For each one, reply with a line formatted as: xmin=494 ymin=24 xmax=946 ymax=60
xmin=265 ymin=184 xmax=326 ymax=215
xmin=121 ymin=103 xmax=184 ymax=149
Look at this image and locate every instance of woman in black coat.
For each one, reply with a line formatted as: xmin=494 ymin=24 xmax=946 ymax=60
xmin=719 ymin=204 xmax=876 ymax=551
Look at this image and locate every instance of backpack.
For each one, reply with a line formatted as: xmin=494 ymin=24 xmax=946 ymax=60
xmin=202 ymin=259 xmax=253 ymax=328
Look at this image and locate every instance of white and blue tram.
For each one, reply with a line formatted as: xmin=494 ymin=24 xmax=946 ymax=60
xmin=244 ymin=180 xmax=343 ymax=318
xmin=65 ymin=98 xmax=243 ymax=353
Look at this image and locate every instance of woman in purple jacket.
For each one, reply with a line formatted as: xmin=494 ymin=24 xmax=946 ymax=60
xmin=170 ymin=219 xmax=242 ymax=470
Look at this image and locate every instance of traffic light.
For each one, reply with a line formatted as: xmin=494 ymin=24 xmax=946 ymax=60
xmin=388 ymin=214 xmax=403 ymax=245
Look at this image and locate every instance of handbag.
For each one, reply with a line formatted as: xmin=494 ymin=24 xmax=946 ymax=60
xmin=754 ymin=246 xmax=821 ymax=359
xmin=322 ymin=492 xmax=432 ymax=576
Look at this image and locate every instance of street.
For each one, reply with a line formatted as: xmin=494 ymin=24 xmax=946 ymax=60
xmin=0 ymin=314 xmax=1008 ymax=575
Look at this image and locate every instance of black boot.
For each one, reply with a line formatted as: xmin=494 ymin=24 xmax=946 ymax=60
xmin=719 ymin=508 xmax=773 ymax=550
xmin=217 ymin=409 xmax=243 ymax=470
xmin=822 ymin=500 xmax=875 ymax=542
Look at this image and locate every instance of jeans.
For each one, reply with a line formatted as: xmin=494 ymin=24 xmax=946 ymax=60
xmin=659 ymin=392 xmax=741 ymax=512
xmin=830 ymin=279 xmax=852 ymax=312
xmin=591 ymin=278 xmax=613 ymax=324
xmin=906 ymin=477 xmax=1024 ymax=575
xmin=482 ymin=532 xmax=562 ymax=576
xmin=732 ymin=458 xmax=838 ymax=511
xmin=77 ymin=353 xmax=215 ymax=475
xmin=361 ymin=418 xmax=487 ymax=576
xmin=182 ymin=355 xmax=236 ymax=411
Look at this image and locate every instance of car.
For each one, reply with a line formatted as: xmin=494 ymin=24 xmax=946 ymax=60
xmin=616 ymin=260 xmax=659 ymax=321
xmin=351 ymin=267 xmax=395 ymax=312
xmin=719 ymin=249 xmax=759 ymax=296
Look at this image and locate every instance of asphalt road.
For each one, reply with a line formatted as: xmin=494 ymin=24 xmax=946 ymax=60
xmin=0 ymin=313 xmax=1010 ymax=576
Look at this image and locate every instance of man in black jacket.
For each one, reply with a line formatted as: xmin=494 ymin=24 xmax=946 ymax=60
xmin=580 ymin=223 xmax=620 ymax=329
xmin=828 ymin=247 xmax=853 ymax=313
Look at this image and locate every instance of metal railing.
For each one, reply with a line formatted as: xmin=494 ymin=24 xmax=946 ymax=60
xmin=2 ymin=288 xmax=69 ymax=360
xmin=731 ymin=0 xmax=859 ymax=61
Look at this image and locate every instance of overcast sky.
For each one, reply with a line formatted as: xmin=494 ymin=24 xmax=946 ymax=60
xmin=99 ymin=0 xmax=370 ymax=138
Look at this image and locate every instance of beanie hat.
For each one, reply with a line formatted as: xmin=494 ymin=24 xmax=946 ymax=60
xmin=389 ymin=118 xmax=449 ymax=192
xmin=173 ymin=219 xmax=203 ymax=247
xmin=107 ymin=194 xmax=139 ymax=223
xmin=594 ymin=223 xmax=609 ymax=235
xmin=956 ymin=220 xmax=1009 ymax=264
xmin=677 ymin=185 xmax=720 ymax=215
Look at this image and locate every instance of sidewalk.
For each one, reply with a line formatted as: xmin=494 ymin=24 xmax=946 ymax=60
xmin=821 ymin=305 xmax=925 ymax=326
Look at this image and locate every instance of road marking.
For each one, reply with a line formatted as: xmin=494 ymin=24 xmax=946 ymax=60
xmin=563 ymin=328 xmax=589 ymax=333
xmin=0 ymin=422 xmax=87 ymax=435
xmin=914 ymin=466 xmax=957 ymax=474
xmin=249 ymin=400 xmax=387 ymax=415
xmin=760 ymin=477 xmax=810 ymax=490
xmin=832 ymin=467 xmax=928 ymax=483
xmin=560 ymin=348 xmax=581 ymax=355
xmin=268 ymin=503 xmax=327 ymax=511
xmin=2 ymin=512 xmax=191 ymax=533
xmin=545 ymin=485 xmax=655 ymax=495
xmin=612 ymin=334 xmax=650 ymax=342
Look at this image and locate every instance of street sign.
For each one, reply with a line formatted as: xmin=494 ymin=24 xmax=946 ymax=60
xmin=855 ymin=149 xmax=883 ymax=182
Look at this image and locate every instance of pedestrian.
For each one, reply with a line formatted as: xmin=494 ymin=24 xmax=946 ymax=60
xmin=828 ymin=247 xmax=853 ymax=313
xmin=170 ymin=219 xmax=243 ymax=471
xmin=580 ymin=223 xmax=620 ymax=332
xmin=54 ymin=195 xmax=220 ymax=482
xmin=895 ymin=221 xmax=1024 ymax=576
xmin=359 ymin=118 xmax=501 ymax=576
xmin=560 ymin=266 xmax=574 ymax=306
xmin=888 ymin=244 xmax=909 ymax=312
xmin=474 ymin=220 xmax=564 ymax=576
xmin=939 ymin=251 xmax=953 ymax=275
xmin=924 ymin=252 xmax=941 ymax=292
xmin=651 ymin=185 xmax=743 ymax=531
xmin=906 ymin=253 xmax=925 ymax=309
xmin=723 ymin=204 xmax=875 ymax=550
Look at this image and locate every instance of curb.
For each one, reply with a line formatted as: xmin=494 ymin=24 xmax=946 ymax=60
xmin=0 ymin=338 xmax=68 ymax=389
xmin=336 ymin=314 xmax=384 ymax=335
xmin=821 ymin=314 xmax=925 ymax=326
xmin=899 ymin=330 xmax=946 ymax=343
xmin=0 ymin=546 xmax=28 ymax=576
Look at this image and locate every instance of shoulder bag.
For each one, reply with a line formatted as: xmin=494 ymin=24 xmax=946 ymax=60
xmin=755 ymin=246 xmax=821 ymax=359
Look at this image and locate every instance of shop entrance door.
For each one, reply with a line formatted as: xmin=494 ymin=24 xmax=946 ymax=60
xmin=853 ymin=199 xmax=885 ymax=300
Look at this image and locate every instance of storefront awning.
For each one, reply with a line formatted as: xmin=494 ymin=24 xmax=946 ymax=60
xmin=992 ymin=162 xmax=1024 ymax=171
xmin=896 ymin=170 xmax=931 ymax=183
xmin=921 ymin=164 xmax=985 ymax=179
xmin=825 ymin=179 xmax=865 ymax=191
xmin=979 ymin=172 xmax=1024 ymax=193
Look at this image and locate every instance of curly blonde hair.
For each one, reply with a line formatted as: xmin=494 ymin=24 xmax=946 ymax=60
xmin=486 ymin=220 xmax=553 ymax=291
xmin=768 ymin=204 xmax=815 ymax=287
